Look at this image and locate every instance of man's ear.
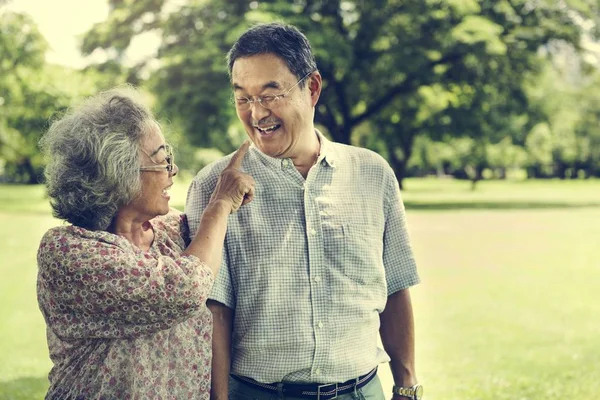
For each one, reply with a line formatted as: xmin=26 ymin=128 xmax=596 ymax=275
xmin=308 ymin=71 xmax=322 ymax=107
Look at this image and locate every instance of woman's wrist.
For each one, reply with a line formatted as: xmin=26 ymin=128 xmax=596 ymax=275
xmin=205 ymin=198 xmax=234 ymax=215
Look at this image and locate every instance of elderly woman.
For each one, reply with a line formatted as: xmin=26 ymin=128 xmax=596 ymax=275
xmin=37 ymin=86 xmax=254 ymax=399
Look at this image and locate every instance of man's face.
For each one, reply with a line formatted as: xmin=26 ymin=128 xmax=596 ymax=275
xmin=231 ymin=53 xmax=319 ymax=159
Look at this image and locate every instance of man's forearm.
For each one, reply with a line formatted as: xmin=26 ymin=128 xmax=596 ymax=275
xmin=208 ymin=300 xmax=233 ymax=400
xmin=379 ymin=288 xmax=418 ymax=388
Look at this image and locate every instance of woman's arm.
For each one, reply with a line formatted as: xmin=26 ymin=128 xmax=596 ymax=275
xmin=182 ymin=140 xmax=254 ymax=276
xmin=36 ymin=142 xmax=254 ymax=340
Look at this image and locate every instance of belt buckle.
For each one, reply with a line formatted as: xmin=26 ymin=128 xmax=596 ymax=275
xmin=317 ymin=383 xmax=338 ymax=400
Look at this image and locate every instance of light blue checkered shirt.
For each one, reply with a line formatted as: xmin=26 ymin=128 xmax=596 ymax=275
xmin=185 ymin=132 xmax=419 ymax=384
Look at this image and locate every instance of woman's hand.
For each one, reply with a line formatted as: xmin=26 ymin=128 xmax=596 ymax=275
xmin=209 ymin=141 xmax=255 ymax=213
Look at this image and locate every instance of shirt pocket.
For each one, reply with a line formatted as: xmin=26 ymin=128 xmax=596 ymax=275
xmin=322 ymin=220 xmax=384 ymax=285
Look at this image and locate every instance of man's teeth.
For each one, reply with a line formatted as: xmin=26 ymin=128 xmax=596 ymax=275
xmin=258 ymin=125 xmax=279 ymax=133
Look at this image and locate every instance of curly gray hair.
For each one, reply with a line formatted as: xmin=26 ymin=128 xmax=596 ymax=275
xmin=40 ymin=86 xmax=156 ymax=231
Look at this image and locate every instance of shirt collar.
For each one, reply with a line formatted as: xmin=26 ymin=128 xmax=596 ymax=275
xmin=248 ymin=129 xmax=338 ymax=170
xmin=249 ymin=143 xmax=282 ymax=170
xmin=315 ymin=129 xmax=337 ymax=168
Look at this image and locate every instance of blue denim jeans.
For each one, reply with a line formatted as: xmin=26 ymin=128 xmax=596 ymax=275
xmin=229 ymin=374 xmax=385 ymax=400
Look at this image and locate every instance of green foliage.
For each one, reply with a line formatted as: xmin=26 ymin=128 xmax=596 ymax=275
xmin=0 ymin=11 xmax=112 ymax=183
xmin=48 ymin=0 xmax=600 ymax=185
xmin=0 ymin=11 xmax=52 ymax=183
xmin=80 ymin=0 xmax=250 ymax=152
xmin=573 ymin=74 xmax=600 ymax=176
xmin=78 ymin=1 xmax=591 ymax=160
xmin=523 ymin=41 xmax=600 ymax=178
xmin=81 ymin=0 xmax=167 ymax=56
xmin=151 ymin=0 xmax=248 ymax=151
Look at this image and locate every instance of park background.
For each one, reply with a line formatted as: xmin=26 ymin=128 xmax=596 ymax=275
xmin=1 ymin=0 xmax=600 ymax=399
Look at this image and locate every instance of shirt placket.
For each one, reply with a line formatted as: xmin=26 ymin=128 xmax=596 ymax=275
xmin=303 ymin=166 xmax=331 ymax=381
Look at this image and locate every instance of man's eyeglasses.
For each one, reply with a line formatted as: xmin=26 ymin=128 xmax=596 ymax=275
xmin=139 ymin=145 xmax=175 ymax=173
xmin=232 ymin=71 xmax=313 ymax=112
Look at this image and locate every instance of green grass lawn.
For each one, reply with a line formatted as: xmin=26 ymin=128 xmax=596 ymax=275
xmin=1 ymin=178 xmax=599 ymax=399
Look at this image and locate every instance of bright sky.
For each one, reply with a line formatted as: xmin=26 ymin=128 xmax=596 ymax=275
xmin=4 ymin=0 xmax=160 ymax=69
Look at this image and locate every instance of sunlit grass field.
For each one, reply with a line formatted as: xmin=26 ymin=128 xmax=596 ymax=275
xmin=1 ymin=178 xmax=599 ymax=399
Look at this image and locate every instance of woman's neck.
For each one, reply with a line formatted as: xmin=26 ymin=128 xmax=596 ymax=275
xmin=109 ymin=211 xmax=154 ymax=251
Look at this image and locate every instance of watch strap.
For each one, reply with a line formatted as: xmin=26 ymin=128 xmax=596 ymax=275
xmin=392 ymin=384 xmax=422 ymax=400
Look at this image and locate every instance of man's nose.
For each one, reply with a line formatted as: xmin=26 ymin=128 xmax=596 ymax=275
xmin=250 ymin=100 xmax=271 ymax=121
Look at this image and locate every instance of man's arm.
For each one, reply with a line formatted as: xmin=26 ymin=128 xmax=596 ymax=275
xmin=208 ymin=299 xmax=234 ymax=400
xmin=379 ymin=288 xmax=418 ymax=397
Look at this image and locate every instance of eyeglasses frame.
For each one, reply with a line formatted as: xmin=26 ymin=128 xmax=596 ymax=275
xmin=232 ymin=71 xmax=314 ymax=112
xmin=139 ymin=144 xmax=175 ymax=173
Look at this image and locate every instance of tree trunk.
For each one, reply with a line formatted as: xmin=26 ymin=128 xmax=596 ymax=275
xmin=555 ymin=161 xmax=568 ymax=179
xmin=328 ymin=124 xmax=352 ymax=145
xmin=387 ymin=144 xmax=412 ymax=191
xmin=387 ymin=150 xmax=406 ymax=190
xmin=498 ymin=167 xmax=506 ymax=179
xmin=385 ymin=128 xmax=417 ymax=191
xmin=21 ymin=158 xmax=39 ymax=184
xmin=469 ymin=164 xmax=485 ymax=191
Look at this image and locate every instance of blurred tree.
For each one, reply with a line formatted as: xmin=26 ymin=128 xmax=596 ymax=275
xmin=407 ymin=135 xmax=455 ymax=177
xmin=80 ymin=0 xmax=598 ymax=183
xmin=0 ymin=11 xmax=105 ymax=183
xmin=0 ymin=11 xmax=51 ymax=183
xmin=573 ymin=73 xmax=600 ymax=177
xmin=525 ymin=122 xmax=554 ymax=177
xmin=81 ymin=0 xmax=249 ymax=155
xmin=254 ymin=0 xmax=596 ymax=187
xmin=524 ymin=39 xmax=600 ymax=179
xmin=485 ymin=136 xmax=528 ymax=179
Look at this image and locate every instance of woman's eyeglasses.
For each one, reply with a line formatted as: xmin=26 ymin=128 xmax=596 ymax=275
xmin=139 ymin=145 xmax=174 ymax=173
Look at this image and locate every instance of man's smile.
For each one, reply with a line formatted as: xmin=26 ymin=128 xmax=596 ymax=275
xmin=255 ymin=123 xmax=282 ymax=136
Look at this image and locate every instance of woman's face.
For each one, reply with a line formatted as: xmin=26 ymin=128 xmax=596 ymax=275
xmin=128 ymin=122 xmax=178 ymax=219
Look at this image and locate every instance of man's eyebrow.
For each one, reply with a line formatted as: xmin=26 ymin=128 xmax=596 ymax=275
xmin=149 ymin=145 xmax=166 ymax=157
xmin=232 ymin=81 xmax=283 ymax=91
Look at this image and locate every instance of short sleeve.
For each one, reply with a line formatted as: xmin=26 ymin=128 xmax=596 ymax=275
xmin=185 ymin=178 xmax=205 ymax=238
xmin=185 ymin=167 xmax=235 ymax=309
xmin=382 ymin=168 xmax=420 ymax=295
xmin=185 ymin=169 xmax=219 ymax=239
xmin=206 ymin=245 xmax=235 ymax=308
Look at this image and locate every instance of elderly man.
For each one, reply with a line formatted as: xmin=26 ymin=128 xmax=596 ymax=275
xmin=186 ymin=23 xmax=423 ymax=400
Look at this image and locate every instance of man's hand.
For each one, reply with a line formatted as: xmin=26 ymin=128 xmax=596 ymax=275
xmin=210 ymin=140 xmax=255 ymax=213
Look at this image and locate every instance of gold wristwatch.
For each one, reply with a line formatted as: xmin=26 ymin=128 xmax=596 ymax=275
xmin=392 ymin=384 xmax=423 ymax=400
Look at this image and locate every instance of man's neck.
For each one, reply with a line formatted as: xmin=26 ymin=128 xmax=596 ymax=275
xmin=291 ymin=130 xmax=321 ymax=179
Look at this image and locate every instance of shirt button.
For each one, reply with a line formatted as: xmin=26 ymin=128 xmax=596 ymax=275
xmin=315 ymin=368 xmax=321 ymax=375
xmin=314 ymin=276 xmax=321 ymax=283
xmin=318 ymin=322 xmax=324 ymax=328
xmin=310 ymin=228 xmax=317 ymax=236
xmin=282 ymin=159 xmax=290 ymax=168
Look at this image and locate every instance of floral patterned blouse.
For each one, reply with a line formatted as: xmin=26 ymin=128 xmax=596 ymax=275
xmin=37 ymin=210 xmax=214 ymax=400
